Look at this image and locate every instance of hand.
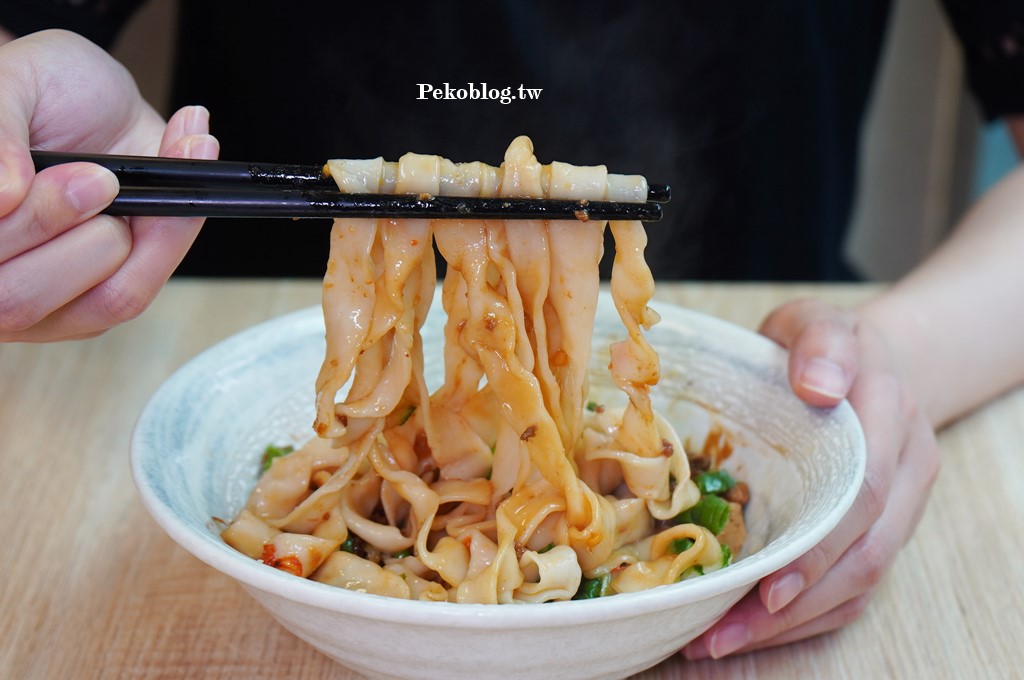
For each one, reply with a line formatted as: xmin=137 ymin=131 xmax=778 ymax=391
xmin=683 ymin=298 xmax=941 ymax=659
xmin=0 ymin=29 xmax=219 ymax=342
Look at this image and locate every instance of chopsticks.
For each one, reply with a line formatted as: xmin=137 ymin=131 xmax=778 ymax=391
xmin=31 ymin=151 xmax=669 ymax=222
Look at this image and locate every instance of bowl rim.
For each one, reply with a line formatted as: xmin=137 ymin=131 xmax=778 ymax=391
xmin=131 ymin=301 xmax=866 ymax=629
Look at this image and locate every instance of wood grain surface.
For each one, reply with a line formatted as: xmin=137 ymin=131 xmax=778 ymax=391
xmin=2 ymin=279 xmax=1021 ymax=679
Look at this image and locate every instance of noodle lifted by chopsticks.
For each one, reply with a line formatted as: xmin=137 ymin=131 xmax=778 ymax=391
xmin=222 ymin=136 xmax=741 ymax=602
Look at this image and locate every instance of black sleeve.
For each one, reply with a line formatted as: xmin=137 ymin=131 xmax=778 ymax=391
xmin=0 ymin=0 xmax=148 ymax=49
xmin=940 ymin=0 xmax=1024 ymax=120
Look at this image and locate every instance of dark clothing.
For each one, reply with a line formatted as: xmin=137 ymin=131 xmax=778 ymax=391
xmin=4 ymin=1 xmax=1024 ymax=280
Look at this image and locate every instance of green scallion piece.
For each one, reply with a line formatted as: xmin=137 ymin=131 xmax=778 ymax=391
xmin=694 ymin=470 xmax=736 ymax=495
xmin=677 ymin=565 xmax=705 ymax=582
xmin=720 ymin=543 xmax=733 ymax=568
xmin=339 ymin=536 xmax=361 ymax=555
xmin=674 ymin=495 xmax=731 ymax=535
xmin=393 ymin=548 xmax=413 ymax=559
xmin=585 ymin=401 xmax=599 ymax=412
xmin=574 ymin=573 xmax=611 ymax=599
xmin=261 ymin=444 xmax=294 ymax=472
xmin=538 ymin=543 xmax=556 ymax=554
xmin=669 ymin=537 xmax=695 ymax=554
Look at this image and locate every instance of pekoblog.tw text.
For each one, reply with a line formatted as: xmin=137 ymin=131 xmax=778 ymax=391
xmin=417 ymin=82 xmax=542 ymax=105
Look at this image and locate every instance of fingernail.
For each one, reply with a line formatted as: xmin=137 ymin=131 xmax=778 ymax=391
xmin=184 ymin=134 xmax=219 ymax=160
xmin=767 ymin=572 xmax=805 ymax=613
xmin=183 ymin=105 xmax=209 ymax=135
xmin=66 ymin=166 xmax=118 ymax=213
xmin=709 ymin=623 xmax=751 ymax=659
xmin=800 ymin=357 xmax=848 ymax=399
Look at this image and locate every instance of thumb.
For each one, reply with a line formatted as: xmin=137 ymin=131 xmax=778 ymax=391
xmin=0 ymin=58 xmax=35 ymax=220
xmin=759 ymin=298 xmax=859 ymax=408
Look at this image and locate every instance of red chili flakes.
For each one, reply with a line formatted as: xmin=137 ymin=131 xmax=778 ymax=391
xmin=551 ymin=349 xmax=569 ymax=367
xmin=260 ymin=543 xmax=304 ymax=576
xmin=274 ymin=555 xmax=304 ymax=577
xmin=484 ymin=315 xmax=497 ymax=331
xmin=337 ymin=413 xmax=348 ymax=427
xmin=660 ymin=438 xmax=674 ymax=457
xmin=520 ymin=425 xmax=537 ymax=441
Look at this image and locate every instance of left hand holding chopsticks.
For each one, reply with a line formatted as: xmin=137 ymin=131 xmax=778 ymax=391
xmin=0 ymin=29 xmax=219 ymax=342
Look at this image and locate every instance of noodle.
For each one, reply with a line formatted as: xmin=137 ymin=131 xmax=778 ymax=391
xmin=222 ymin=137 xmax=746 ymax=602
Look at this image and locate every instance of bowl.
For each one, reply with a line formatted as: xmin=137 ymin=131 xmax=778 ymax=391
xmin=131 ymin=292 xmax=865 ymax=680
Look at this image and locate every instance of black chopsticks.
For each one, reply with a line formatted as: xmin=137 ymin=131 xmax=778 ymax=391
xmin=31 ymin=150 xmax=669 ymax=222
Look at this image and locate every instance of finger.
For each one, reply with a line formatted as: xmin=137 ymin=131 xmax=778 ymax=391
xmin=685 ymin=406 xmax=938 ymax=660
xmin=682 ymin=591 xmax=873 ymax=660
xmin=754 ymin=371 xmax=908 ymax=612
xmin=0 ymin=29 xmax=177 ymax=218
xmin=0 ymin=163 xmax=119 ymax=262
xmin=734 ymin=592 xmax=874 ymax=653
xmin=682 ymin=370 xmax=907 ymax=659
xmin=759 ymin=298 xmax=859 ymax=407
xmin=0 ymin=66 xmax=35 ymax=219
xmin=7 ymin=132 xmax=219 ymax=341
xmin=161 ymin=105 xmax=211 ymax=148
xmin=0 ymin=215 xmax=130 ymax=338
xmin=744 ymin=417 xmax=938 ymax=653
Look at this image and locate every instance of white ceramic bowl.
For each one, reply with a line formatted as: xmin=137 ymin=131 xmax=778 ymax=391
xmin=132 ymin=293 xmax=865 ymax=680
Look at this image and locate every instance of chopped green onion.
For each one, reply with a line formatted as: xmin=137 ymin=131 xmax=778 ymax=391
xmin=585 ymin=401 xmax=599 ymax=412
xmin=339 ymin=535 xmax=365 ymax=557
xmin=677 ymin=565 xmax=705 ymax=582
xmin=393 ymin=548 xmax=413 ymax=559
xmin=261 ymin=444 xmax=294 ymax=472
xmin=669 ymin=537 xmax=695 ymax=554
xmin=399 ymin=406 xmax=416 ymax=425
xmin=538 ymin=543 xmax=556 ymax=554
xmin=574 ymin=573 xmax=612 ymax=599
xmin=674 ymin=495 xmax=731 ymax=535
xmin=719 ymin=543 xmax=733 ymax=568
xmin=694 ymin=470 xmax=736 ymax=495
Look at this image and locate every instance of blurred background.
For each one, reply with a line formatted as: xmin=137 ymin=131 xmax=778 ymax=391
xmin=111 ymin=0 xmax=1019 ymax=283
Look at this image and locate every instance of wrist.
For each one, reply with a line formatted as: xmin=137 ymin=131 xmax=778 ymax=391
xmin=857 ymin=291 xmax=944 ymax=427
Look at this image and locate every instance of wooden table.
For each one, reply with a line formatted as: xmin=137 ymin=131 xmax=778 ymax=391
xmin=2 ymin=279 xmax=1022 ymax=679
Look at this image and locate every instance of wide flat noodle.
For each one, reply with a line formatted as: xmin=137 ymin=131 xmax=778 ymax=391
xmin=222 ymin=136 xmax=739 ymax=602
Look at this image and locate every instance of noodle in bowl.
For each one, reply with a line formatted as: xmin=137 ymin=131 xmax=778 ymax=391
xmin=132 ymin=293 xmax=865 ymax=680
